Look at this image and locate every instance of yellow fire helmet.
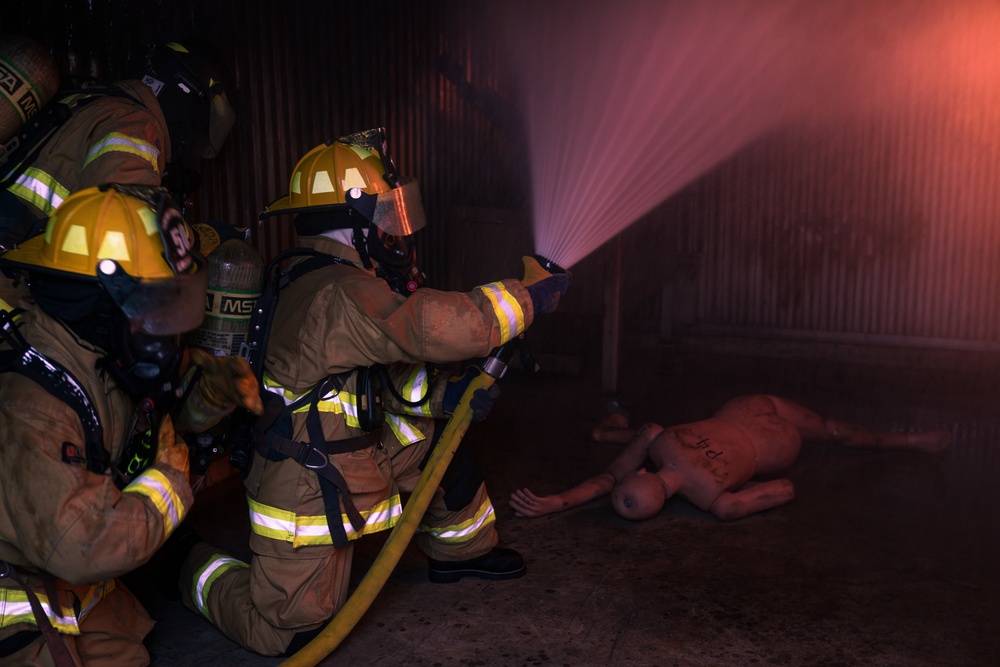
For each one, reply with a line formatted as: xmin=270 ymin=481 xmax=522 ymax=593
xmin=0 ymin=184 xmax=207 ymax=335
xmin=259 ymin=130 xmax=426 ymax=238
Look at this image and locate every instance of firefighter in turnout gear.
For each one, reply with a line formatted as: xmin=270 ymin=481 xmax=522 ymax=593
xmin=0 ymin=185 xmax=259 ymax=666
xmin=176 ymin=131 xmax=572 ymax=656
xmin=0 ymin=39 xmax=236 ymax=304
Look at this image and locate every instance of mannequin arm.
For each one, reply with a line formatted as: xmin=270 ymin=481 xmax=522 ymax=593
xmin=511 ymin=423 xmax=665 ymax=518
xmin=707 ymin=479 xmax=795 ymax=520
xmin=510 ymin=472 xmax=616 ymax=518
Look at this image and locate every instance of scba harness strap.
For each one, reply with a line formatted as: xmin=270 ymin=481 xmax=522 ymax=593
xmin=252 ymin=379 xmax=380 ymax=548
xmin=234 ymin=249 xmax=384 ymax=548
xmin=0 ymin=561 xmax=76 ymax=666
xmin=0 ymin=308 xmax=108 ymax=473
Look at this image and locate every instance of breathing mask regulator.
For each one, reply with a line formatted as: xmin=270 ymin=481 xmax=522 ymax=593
xmin=93 ymin=189 xmax=205 ymax=402
xmin=339 ymin=199 xmax=426 ymax=295
xmin=95 ymin=294 xmax=186 ymax=400
xmin=338 ymin=128 xmax=428 ymax=295
xmin=28 ymin=277 xmax=187 ymax=401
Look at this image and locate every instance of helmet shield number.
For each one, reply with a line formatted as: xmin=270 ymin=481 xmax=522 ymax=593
xmin=106 ymin=184 xmax=196 ymax=277
xmin=156 ymin=196 xmax=196 ymax=276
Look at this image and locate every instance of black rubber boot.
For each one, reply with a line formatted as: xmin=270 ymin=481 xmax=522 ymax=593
xmin=427 ymin=547 xmax=526 ymax=584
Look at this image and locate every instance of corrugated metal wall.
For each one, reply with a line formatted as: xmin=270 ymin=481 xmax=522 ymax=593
xmin=620 ymin=44 xmax=1000 ymax=352
xmin=197 ymin=0 xmax=528 ymax=273
xmin=8 ymin=1 xmax=1000 ymax=352
xmin=7 ymin=0 xmax=526 ymax=282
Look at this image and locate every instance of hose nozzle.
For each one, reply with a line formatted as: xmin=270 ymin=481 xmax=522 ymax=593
xmin=532 ymin=254 xmax=566 ymax=275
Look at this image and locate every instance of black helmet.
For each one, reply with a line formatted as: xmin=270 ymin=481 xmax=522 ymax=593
xmin=142 ymin=40 xmax=236 ymax=169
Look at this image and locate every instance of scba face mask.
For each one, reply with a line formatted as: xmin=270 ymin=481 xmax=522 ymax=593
xmin=367 ymin=229 xmax=426 ymax=295
xmin=104 ymin=318 xmax=186 ymax=401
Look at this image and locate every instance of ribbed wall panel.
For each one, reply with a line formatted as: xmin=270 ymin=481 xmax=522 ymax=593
xmin=630 ymin=41 xmax=1000 ymax=350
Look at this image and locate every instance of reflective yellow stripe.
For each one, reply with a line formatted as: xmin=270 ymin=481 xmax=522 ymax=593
xmin=248 ymin=494 xmax=404 ymax=547
xmin=262 ymin=376 xmax=296 ymax=404
xmin=418 ymin=497 xmax=496 ymax=544
xmin=77 ymin=579 xmax=114 ymax=621
xmin=477 ymin=282 xmax=526 ymax=343
xmin=263 ymin=378 xmax=426 ymax=445
xmin=264 ymin=376 xmax=363 ymax=428
xmin=0 ymin=579 xmax=114 ymax=634
xmin=398 ymin=366 xmax=431 ymax=417
xmin=83 ymin=131 xmax=160 ymax=172
xmin=123 ymin=467 xmax=188 ymax=533
xmin=384 ymin=412 xmax=424 ymax=445
xmin=246 ymin=497 xmax=296 ymax=541
xmin=9 ymin=167 xmax=69 ymax=217
xmin=191 ymin=554 xmax=247 ymax=622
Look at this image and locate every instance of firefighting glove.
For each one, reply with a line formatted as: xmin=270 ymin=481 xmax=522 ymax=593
xmin=521 ymin=255 xmax=572 ymax=316
xmin=173 ymin=348 xmax=264 ymax=435
xmin=443 ymin=367 xmax=502 ymax=422
xmin=156 ymin=414 xmax=190 ymax=480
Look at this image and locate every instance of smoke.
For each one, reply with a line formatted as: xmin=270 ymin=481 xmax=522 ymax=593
xmin=489 ymin=0 xmax=1000 ymax=268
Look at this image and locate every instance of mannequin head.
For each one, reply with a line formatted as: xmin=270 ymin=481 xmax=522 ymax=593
xmin=610 ymin=469 xmax=667 ymax=520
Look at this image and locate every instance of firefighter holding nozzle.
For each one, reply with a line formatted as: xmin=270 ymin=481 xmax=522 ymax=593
xmin=0 ymin=185 xmax=261 ymax=666
xmin=173 ymin=130 xmax=571 ymax=656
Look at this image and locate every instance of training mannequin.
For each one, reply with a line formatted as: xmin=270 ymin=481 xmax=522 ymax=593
xmin=511 ymin=394 xmax=951 ymax=521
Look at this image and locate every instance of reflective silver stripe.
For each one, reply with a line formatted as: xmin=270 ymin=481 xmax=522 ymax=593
xmin=400 ymin=366 xmax=431 ymax=416
xmin=477 ymin=282 xmax=526 ymax=342
xmin=78 ymin=579 xmax=112 ymax=619
xmin=247 ymin=497 xmax=296 ymax=541
xmin=10 ymin=169 xmax=68 ymax=216
xmin=263 ymin=378 xmax=297 ymax=405
xmin=248 ymin=495 xmax=404 ymax=547
xmin=123 ymin=467 xmax=188 ymax=533
xmin=265 ymin=376 xmax=363 ymax=427
xmin=419 ymin=497 xmax=496 ymax=543
xmin=385 ymin=412 xmax=424 ymax=445
xmin=83 ymin=131 xmax=160 ymax=171
xmin=0 ymin=590 xmax=81 ymax=634
xmin=192 ymin=555 xmax=247 ymax=621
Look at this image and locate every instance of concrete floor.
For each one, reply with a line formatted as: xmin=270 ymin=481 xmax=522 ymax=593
xmin=129 ymin=337 xmax=1000 ymax=666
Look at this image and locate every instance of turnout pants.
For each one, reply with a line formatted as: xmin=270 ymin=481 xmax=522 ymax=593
xmin=0 ymin=581 xmax=153 ymax=667
xmin=180 ymin=428 xmax=498 ymax=656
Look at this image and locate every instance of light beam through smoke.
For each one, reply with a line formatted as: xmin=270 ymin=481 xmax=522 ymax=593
xmin=492 ymin=0 xmax=994 ymax=270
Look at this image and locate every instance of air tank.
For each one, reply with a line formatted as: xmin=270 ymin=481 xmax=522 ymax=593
xmin=189 ymin=233 xmax=265 ymax=357
xmin=0 ymin=35 xmax=59 ymax=145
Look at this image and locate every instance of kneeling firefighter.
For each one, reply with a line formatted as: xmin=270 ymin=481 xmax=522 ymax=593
xmin=0 ymin=185 xmax=260 ymax=666
xmin=174 ymin=129 xmax=571 ymax=657
xmin=1 ymin=39 xmax=237 ymax=307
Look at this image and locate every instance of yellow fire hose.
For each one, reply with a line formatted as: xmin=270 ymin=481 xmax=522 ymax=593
xmin=279 ymin=366 xmax=500 ymax=666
